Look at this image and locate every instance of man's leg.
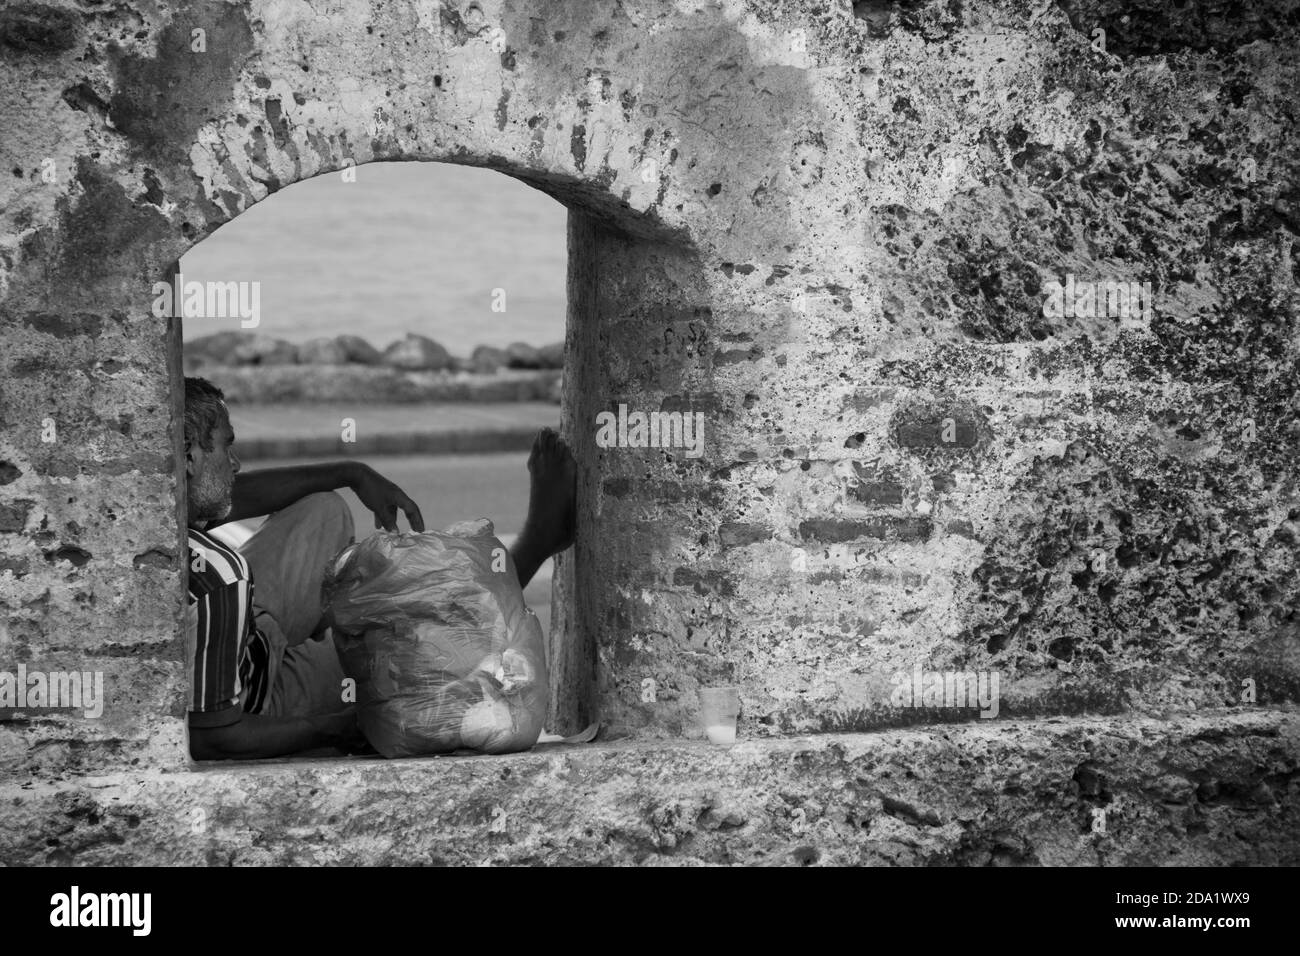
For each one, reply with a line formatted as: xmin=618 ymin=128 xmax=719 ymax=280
xmin=240 ymin=491 xmax=354 ymax=647
xmin=239 ymin=492 xmax=355 ymax=718
xmin=510 ymin=428 xmax=576 ymax=589
xmin=263 ymin=635 xmax=350 ymax=719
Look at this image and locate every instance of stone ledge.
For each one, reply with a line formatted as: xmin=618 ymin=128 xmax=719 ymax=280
xmin=3 ymin=708 xmax=1297 ymax=866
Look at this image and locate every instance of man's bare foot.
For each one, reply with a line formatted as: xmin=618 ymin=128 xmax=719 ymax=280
xmin=511 ymin=428 xmax=576 ymax=588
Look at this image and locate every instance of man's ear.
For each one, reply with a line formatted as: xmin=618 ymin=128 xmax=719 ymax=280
xmin=184 ymin=438 xmax=199 ymax=479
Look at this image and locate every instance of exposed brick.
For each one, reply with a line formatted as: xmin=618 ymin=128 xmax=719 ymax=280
xmin=0 ymin=500 xmax=33 ymax=533
xmin=851 ymin=480 xmax=903 ymax=506
xmin=0 ymin=3 xmax=80 ymax=53
xmin=855 ymin=567 xmax=929 ymax=588
xmin=31 ymin=454 xmax=82 ymax=479
xmin=843 ymin=388 xmax=898 ymax=413
xmin=711 ymin=346 xmax=763 ymax=367
xmin=807 ymin=569 xmax=843 ymax=585
xmin=672 ymin=566 xmax=736 ymax=596
xmin=947 ymin=519 xmax=977 ymax=538
xmin=602 ymin=477 xmax=633 ymax=497
xmin=798 ymin=516 xmax=932 ymax=543
xmin=9 ymin=355 xmax=54 ymax=376
xmin=602 ymin=477 xmax=725 ymax=508
xmin=652 ymin=481 xmax=690 ymax=503
xmin=718 ymin=521 xmax=770 ymax=547
xmin=17 ymin=312 xmax=105 ymax=339
xmin=896 ymin=416 xmax=979 ymax=449
xmin=660 ymin=393 xmax=724 ymax=414
xmin=0 ymin=555 xmax=30 ymax=576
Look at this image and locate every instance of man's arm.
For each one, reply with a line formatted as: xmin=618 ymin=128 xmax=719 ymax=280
xmin=216 ymin=461 xmax=424 ymax=531
xmin=220 ymin=461 xmax=354 ymax=524
xmin=189 ymin=709 xmax=362 ymax=760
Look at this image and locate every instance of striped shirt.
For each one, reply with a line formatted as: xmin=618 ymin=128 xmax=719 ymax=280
xmin=186 ymin=527 xmax=271 ymax=727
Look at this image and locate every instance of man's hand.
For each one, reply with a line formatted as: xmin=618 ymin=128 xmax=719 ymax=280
xmin=349 ymin=463 xmax=424 ymax=532
xmin=223 ymin=460 xmax=424 ymax=529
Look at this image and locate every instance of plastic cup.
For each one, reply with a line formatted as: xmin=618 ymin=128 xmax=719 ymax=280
xmin=699 ymin=686 xmax=740 ymax=745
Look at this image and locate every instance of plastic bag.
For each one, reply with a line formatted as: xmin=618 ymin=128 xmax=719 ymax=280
xmin=322 ymin=519 xmax=548 ymax=757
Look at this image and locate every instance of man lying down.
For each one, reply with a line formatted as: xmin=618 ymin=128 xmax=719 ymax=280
xmin=182 ymin=376 xmax=576 ymax=760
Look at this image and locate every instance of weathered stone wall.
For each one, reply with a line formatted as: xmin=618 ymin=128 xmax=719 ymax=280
xmin=1 ymin=0 xmax=1299 ymax=862
xmin=540 ymin=0 xmax=1300 ymax=739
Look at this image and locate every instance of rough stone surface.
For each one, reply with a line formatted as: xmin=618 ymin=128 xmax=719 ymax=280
xmin=1 ymin=710 xmax=1294 ymax=865
xmin=186 ymin=330 xmax=298 ymax=367
xmin=1 ymin=0 xmax=1298 ymax=863
xmin=470 ymin=344 xmax=509 ymax=373
xmin=294 ymin=336 xmax=349 ymax=365
xmin=381 ymin=333 xmax=454 ymax=371
xmin=506 ymin=341 xmax=542 ymax=368
xmin=335 ymin=334 xmax=383 ymax=365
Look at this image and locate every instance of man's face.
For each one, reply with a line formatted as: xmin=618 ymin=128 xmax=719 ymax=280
xmin=187 ymin=408 xmax=240 ymax=525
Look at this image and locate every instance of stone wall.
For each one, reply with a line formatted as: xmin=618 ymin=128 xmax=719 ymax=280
xmin=1 ymin=0 xmax=1298 ymax=861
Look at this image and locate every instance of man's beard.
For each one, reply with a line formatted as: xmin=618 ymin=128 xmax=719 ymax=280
xmin=190 ymin=468 xmax=233 ymax=524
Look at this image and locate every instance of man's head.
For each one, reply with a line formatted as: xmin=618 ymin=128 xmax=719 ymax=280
xmin=184 ymin=377 xmax=240 ymax=526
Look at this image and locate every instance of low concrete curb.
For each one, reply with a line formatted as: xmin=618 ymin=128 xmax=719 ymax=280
xmin=226 ymin=402 xmax=561 ymax=459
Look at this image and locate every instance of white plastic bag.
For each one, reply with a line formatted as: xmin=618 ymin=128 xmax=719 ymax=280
xmin=323 ymin=520 xmax=547 ymax=757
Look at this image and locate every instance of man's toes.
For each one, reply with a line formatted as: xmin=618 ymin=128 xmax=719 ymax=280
xmin=532 ymin=427 xmax=571 ymax=470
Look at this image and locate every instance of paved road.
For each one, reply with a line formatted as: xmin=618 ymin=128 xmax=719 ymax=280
xmin=231 ymin=451 xmax=556 ymax=633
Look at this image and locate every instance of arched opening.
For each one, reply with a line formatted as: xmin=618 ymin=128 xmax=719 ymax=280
xmin=159 ymin=130 xmax=706 ymax=759
xmin=171 ymin=160 xmax=571 ymax=757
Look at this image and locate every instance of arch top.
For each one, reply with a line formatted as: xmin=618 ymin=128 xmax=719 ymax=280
xmin=2 ymin=0 xmax=849 ymax=294
xmin=88 ymin=0 xmax=833 ymax=265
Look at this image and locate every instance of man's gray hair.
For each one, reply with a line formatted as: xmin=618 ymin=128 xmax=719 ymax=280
xmin=184 ymin=377 xmax=227 ymax=453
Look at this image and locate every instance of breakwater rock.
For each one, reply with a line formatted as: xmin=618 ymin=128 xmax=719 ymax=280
xmin=185 ymin=331 xmax=565 ymax=374
xmin=184 ymin=332 xmax=564 ymax=402
xmin=204 ymin=364 xmax=561 ymax=404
